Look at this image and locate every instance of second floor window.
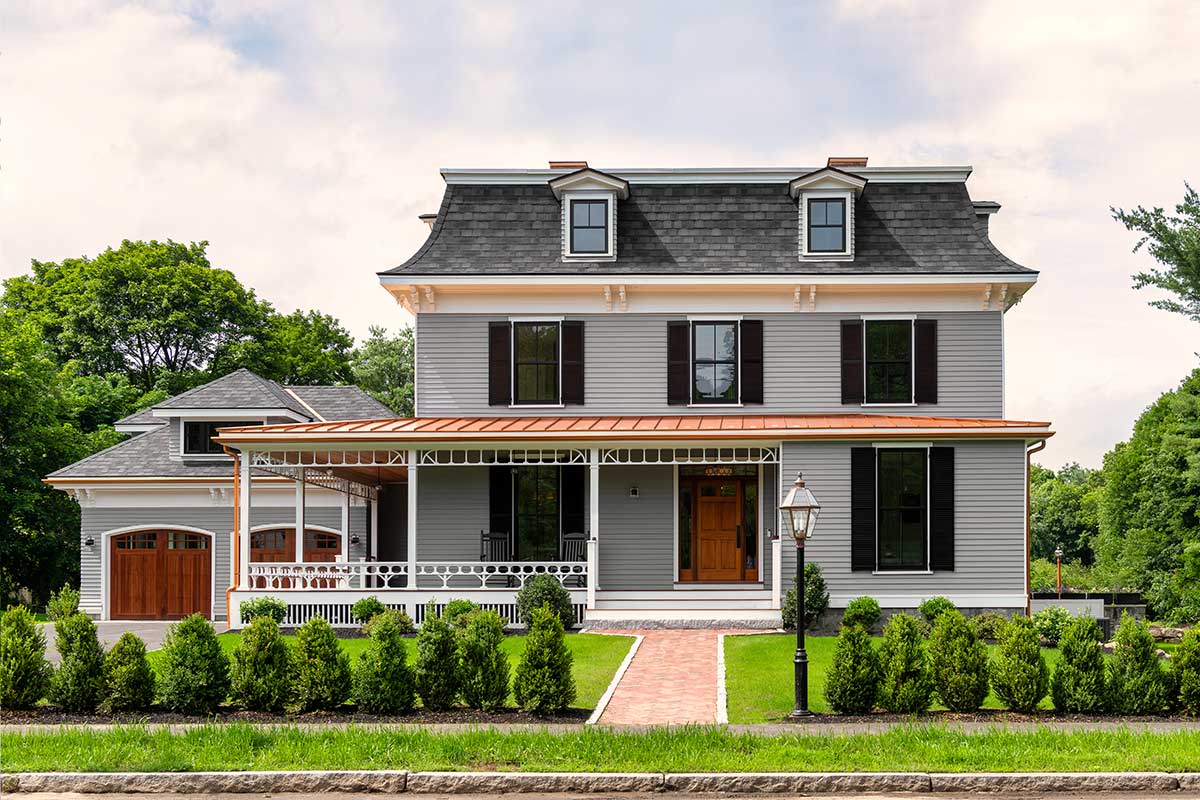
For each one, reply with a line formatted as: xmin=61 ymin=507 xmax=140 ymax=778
xmin=692 ymin=321 xmax=738 ymax=403
xmin=569 ymin=199 xmax=608 ymax=255
xmin=865 ymin=320 xmax=913 ymax=404
xmin=182 ymin=420 xmax=256 ymax=456
xmin=513 ymin=322 xmax=559 ymax=405
xmin=807 ymin=198 xmax=846 ymax=253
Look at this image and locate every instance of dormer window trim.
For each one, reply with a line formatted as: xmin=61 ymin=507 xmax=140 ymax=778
xmin=560 ymin=190 xmax=617 ymax=261
xmin=799 ymin=189 xmax=855 ymax=258
xmin=180 ymin=418 xmax=266 ymax=460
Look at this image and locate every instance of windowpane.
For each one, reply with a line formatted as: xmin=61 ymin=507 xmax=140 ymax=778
xmin=514 ymin=465 xmax=559 ymax=561
xmin=570 ymin=199 xmax=608 ymax=254
xmin=572 ymin=202 xmax=590 ymax=226
xmin=513 ymin=323 xmax=559 ymax=404
xmin=810 ymin=201 xmax=827 ymax=225
xmin=713 ymin=364 xmax=736 ymax=400
xmin=743 ymin=482 xmax=757 ymax=569
xmin=679 ymin=484 xmax=693 ymax=571
xmin=714 ymin=324 xmax=737 ymax=360
xmin=826 ymin=200 xmax=843 ymax=224
xmin=183 ymin=420 xmax=256 ymax=455
xmin=807 ymin=198 xmax=846 ymax=253
xmin=691 ymin=321 xmax=739 ymax=403
xmin=864 ymin=321 xmax=913 ymax=403
xmin=589 ymin=202 xmax=607 ymax=226
xmin=809 ymin=227 xmax=843 ymax=252
xmin=877 ymin=448 xmax=927 ymax=570
xmin=572 ymin=228 xmax=605 ymax=253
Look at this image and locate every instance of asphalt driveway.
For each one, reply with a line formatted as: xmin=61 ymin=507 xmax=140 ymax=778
xmin=43 ymin=621 xmax=176 ymax=664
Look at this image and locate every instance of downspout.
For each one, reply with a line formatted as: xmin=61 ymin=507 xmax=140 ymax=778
xmin=1025 ymin=439 xmax=1047 ymax=617
xmin=223 ymin=446 xmax=241 ymax=626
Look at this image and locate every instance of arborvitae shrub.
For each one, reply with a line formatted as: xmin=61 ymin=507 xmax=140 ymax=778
xmin=1050 ymin=616 xmax=1107 ymax=713
xmin=513 ymin=604 xmax=575 ymax=713
xmin=516 ymin=574 xmax=575 ymax=629
xmin=230 ymin=617 xmax=292 ymax=711
xmin=46 ymin=584 xmax=80 ymax=621
xmin=969 ymin=612 xmax=1009 ymax=643
xmin=918 ymin=596 xmax=957 ymax=627
xmin=928 ymin=609 xmax=989 ymax=712
xmin=363 ymin=608 xmax=415 ymax=637
xmin=1032 ymin=606 xmax=1073 ymax=646
xmin=156 ymin=614 xmax=230 ymax=714
xmin=239 ymin=596 xmax=287 ymax=625
xmin=1106 ymin=613 xmax=1168 ymax=714
xmin=443 ymin=599 xmax=480 ymax=630
xmin=353 ymin=611 xmax=415 ymax=714
xmin=1175 ymin=628 xmax=1200 ymax=715
xmin=0 ymin=605 xmax=52 ymax=709
xmin=782 ymin=562 xmax=830 ymax=630
xmin=103 ymin=632 xmax=154 ymax=712
xmin=49 ymin=613 xmax=106 ymax=712
xmin=457 ymin=610 xmax=510 ymax=711
xmin=991 ymin=616 xmax=1048 ymax=713
xmin=351 ymin=596 xmax=387 ymax=626
xmin=823 ymin=624 xmax=881 ymax=714
xmin=841 ymin=597 xmax=882 ymax=632
xmin=877 ymin=613 xmax=933 ymax=713
xmin=292 ymin=616 xmax=351 ymax=711
xmin=414 ymin=603 xmax=460 ymax=710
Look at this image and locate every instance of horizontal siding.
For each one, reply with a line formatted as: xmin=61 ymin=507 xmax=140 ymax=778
xmin=598 ymin=466 xmax=675 ymax=590
xmin=779 ymin=439 xmax=1026 ymax=602
xmin=417 ymin=312 xmax=1003 ymax=418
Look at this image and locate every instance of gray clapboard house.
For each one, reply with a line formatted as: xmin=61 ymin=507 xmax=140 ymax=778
xmin=52 ymin=158 xmax=1052 ymax=628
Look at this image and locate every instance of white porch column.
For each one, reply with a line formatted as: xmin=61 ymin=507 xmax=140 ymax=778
xmin=406 ymin=449 xmax=418 ymax=587
xmin=771 ymin=534 xmax=783 ymax=610
xmin=341 ymin=490 xmax=351 ymax=560
xmin=369 ymin=493 xmax=379 ymax=560
xmin=294 ymin=468 xmax=305 ymax=562
xmin=587 ymin=447 xmax=599 ymax=609
xmin=238 ymin=454 xmax=252 ymax=588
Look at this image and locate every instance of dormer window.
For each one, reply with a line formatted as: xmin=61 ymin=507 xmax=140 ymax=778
xmin=807 ymin=198 xmax=846 ymax=253
xmin=182 ymin=420 xmax=256 ymax=456
xmin=570 ymin=199 xmax=609 ymax=255
xmin=789 ymin=165 xmax=867 ymax=260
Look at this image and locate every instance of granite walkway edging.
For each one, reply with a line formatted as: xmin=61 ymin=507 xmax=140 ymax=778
xmin=4 ymin=770 xmax=1197 ymax=794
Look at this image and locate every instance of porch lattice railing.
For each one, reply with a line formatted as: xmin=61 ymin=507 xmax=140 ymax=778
xmin=246 ymin=560 xmax=586 ymax=591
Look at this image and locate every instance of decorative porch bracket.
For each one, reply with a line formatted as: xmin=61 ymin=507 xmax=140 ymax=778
xmin=245 ymin=450 xmax=388 ymax=500
xmin=418 ymin=448 xmax=588 ymax=466
xmin=600 ymin=446 xmax=780 ymax=465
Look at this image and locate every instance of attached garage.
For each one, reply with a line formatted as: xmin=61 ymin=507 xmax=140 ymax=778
xmin=109 ymin=528 xmax=213 ymax=620
xmin=250 ymin=527 xmax=344 ymax=563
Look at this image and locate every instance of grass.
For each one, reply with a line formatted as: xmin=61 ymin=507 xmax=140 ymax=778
xmin=144 ymin=631 xmax=631 ymax=711
xmin=3 ymin=725 xmax=1198 ymax=773
xmin=726 ymin=633 xmax=1076 ymax=722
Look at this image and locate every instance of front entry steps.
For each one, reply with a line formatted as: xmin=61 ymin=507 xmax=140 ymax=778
xmin=586 ymin=590 xmax=782 ymax=629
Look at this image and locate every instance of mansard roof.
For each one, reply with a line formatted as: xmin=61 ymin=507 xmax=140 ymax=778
xmin=382 ymin=176 xmax=1035 ymax=277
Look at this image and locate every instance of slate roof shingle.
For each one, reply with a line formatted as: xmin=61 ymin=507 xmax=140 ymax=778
xmin=286 ymin=385 xmax=393 ymax=421
xmin=156 ymin=368 xmax=310 ymax=415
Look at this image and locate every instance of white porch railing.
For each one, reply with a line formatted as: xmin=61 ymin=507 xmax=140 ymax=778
xmin=246 ymin=560 xmax=587 ymax=591
xmin=413 ymin=561 xmax=586 ymax=589
xmin=247 ymin=561 xmax=409 ymax=590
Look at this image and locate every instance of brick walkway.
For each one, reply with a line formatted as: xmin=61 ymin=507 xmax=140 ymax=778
xmin=597 ymin=630 xmax=727 ymax=725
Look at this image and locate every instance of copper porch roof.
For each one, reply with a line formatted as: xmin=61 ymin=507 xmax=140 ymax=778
xmin=215 ymin=413 xmax=1052 ymax=443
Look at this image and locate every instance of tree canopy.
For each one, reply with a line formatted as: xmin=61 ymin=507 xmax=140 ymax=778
xmin=1030 ymin=463 xmax=1102 ymax=564
xmin=1112 ymin=182 xmax=1200 ymax=322
xmin=351 ymin=326 xmax=415 ymax=416
xmin=212 ymin=309 xmax=355 ymax=386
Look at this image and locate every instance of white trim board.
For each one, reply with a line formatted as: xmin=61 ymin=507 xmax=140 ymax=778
xmin=440 ymin=166 xmax=974 ymax=185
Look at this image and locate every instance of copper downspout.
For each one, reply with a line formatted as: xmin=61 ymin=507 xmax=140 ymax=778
xmin=1025 ymin=439 xmax=1047 ymax=617
xmin=223 ymin=446 xmax=241 ymax=625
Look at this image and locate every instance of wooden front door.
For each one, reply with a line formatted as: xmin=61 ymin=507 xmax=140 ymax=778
xmin=110 ymin=529 xmax=211 ymax=620
xmin=695 ymin=479 xmax=742 ymax=581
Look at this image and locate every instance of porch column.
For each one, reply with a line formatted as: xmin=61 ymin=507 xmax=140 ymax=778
xmin=406 ymin=449 xmax=418 ymax=587
xmin=369 ymin=492 xmax=378 ymax=560
xmin=771 ymin=533 xmax=783 ymax=610
xmin=587 ymin=447 xmax=599 ymax=609
xmin=294 ymin=468 xmax=305 ymax=562
xmin=238 ymin=454 xmax=252 ymax=587
xmin=341 ymin=490 xmax=350 ymax=560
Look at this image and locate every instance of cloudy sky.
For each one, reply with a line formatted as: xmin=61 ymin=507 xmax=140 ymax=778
xmin=3 ymin=1 xmax=1198 ymax=467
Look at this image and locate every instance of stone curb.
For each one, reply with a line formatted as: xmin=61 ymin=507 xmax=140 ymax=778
xmin=4 ymin=770 xmax=1199 ymax=794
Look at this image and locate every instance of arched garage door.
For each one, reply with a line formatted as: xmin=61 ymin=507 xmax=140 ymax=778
xmin=109 ymin=529 xmax=212 ymax=620
xmin=250 ymin=528 xmax=342 ymax=563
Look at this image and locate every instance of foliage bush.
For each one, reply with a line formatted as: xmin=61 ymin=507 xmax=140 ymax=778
xmin=443 ymin=599 xmax=481 ymax=630
xmin=363 ymin=608 xmax=414 ymax=637
xmin=48 ymin=613 xmax=106 ymax=711
xmin=413 ymin=603 xmax=460 ymax=710
xmin=0 ymin=605 xmax=52 ymax=709
xmin=103 ymin=632 xmax=154 ymax=712
xmin=239 ymin=596 xmax=287 ymax=625
xmin=292 ymin=616 xmax=351 ymax=711
xmin=1174 ymin=628 xmax=1200 ymax=715
xmin=928 ymin=609 xmax=989 ymax=712
xmin=782 ymin=562 xmax=830 ymax=630
xmin=353 ymin=609 xmax=415 ymax=714
xmin=969 ymin=612 xmax=1009 ymax=642
xmin=877 ymin=613 xmax=933 ymax=713
xmin=918 ymin=596 xmax=957 ymax=627
xmin=1050 ymin=616 xmax=1107 ymax=713
xmin=823 ymin=624 xmax=881 ymax=714
xmin=991 ymin=616 xmax=1048 ymax=713
xmin=513 ymin=604 xmax=576 ymax=713
xmin=1106 ymin=613 xmax=1168 ymax=714
xmin=841 ymin=596 xmax=882 ymax=632
xmin=46 ymin=584 xmax=80 ymax=621
xmin=516 ymin=574 xmax=575 ymax=629
xmin=156 ymin=614 xmax=230 ymax=714
xmin=230 ymin=617 xmax=292 ymax=711
xmin=1032 ymin=605 xmax=1073 ymax=646
xmin=457 ymin=610 xmax=510 ymax=711
xmin=351 ymin=596 xmax=387 ymax=626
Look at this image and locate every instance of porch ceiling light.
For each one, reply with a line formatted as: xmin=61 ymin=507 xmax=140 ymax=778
xmin=780 ymin=472 xmax=820 ymax=546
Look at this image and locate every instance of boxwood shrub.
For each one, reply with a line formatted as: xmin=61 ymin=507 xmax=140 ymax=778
xmin=513 ymin=604 xmax=575 ymax=713
xmin=49 ymin=613 xmax=106 ymax=712
xmin=823 ymin=624 xmax=881 ymax=714
xmin=841 ymin=596 xmax=882 ymax=632
xmin=969 ymin=612 xmax=1009 ymax=643
xmin=292 ymin=616 xmax=351 ymax=711
xmin=156 ymin=614 xmax=230 ymax=714
xmin=1050 ymin=616 xmax=1107 ymax=713
xmin=239 ymin=596 xmax=287 ymax=625
xmin=928 ymin=609 xmax=989 ymax=712
xmin=918 ymin=596 xmax=956 ymax=627
xmin=46 ymin=584 xmax=80 ymax=622
xmin=1106 ymin=613 xmax=1168 ymax=714
xmin=991 ymin=615 xmax=1048 ymax=713
xmin=351 ymin=596 xmax=387 ymax=626
xmin=230 ymin=616 xmax=293 ymax=711
xmin=457 ymin=610 xmax=510 ymax=711
xmin=516 ymin=574 xmax=575 ymax=629
xmin=0 ymin=605 xmax=52 ymax=709
xmin=877 ymin=613 xmax=933 ymax=713
xmin=444 ymin=599 xmax=480 ymax=630
xmin=103 ymin=632 xmax=155 ymax=712
xmin=353 ymin=610 xmax=415 ymax=714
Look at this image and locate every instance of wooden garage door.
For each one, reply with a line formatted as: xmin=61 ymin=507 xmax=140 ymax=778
xmin=250 ymin=529 xmax=343 ymax=563
xmin=110 ymin=530 xmax=211 ymax=620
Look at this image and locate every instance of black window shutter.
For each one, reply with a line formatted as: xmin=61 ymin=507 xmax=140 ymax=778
xmin=667 ymin=321 xmax=690 ymax=406
xmin=840 ymin=321 xmax=864 ymax=404
xmin=561 ymin=321 xmax=585 ymax=405
xmin=850 ymin=447 xmax=876 ymax=572
xmin=914 ymin=320 xmax=938 ymax=404
xmin=560 ymin=465 xmax=586 ymax=537
xmin=487 ymin=322 xmax=511 ymax=406
xmin=929 ymin=447 xmax=955 ymax=571
xmin=488 ymin=465 xmax=513 ymax=536
xmin=740 ymin=320 xmax=764 ymax=404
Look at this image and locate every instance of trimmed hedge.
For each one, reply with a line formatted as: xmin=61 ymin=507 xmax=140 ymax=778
xmin=239 ymin=596 xmax=287 ymax=625
xmin=457 ymin=610 xmax=510 ymax=711
xmin=157 ymin=614 xmax=230 ymax=714
xmin=1050 ymin=616 xmax=1107 ymax=713
xmin=0 ymin=605 xmax=52 ymax=709
xmin=103 ymin=632 xmax=155 ymax=712
xmin=918 ymin=596 xmax=956 ymax=627
xmin=991 ymin=616 xmax=1048 ymax=713
xmin=841 ymin=596 xmax=882 ymax=632
xmin=414 ymin=603 xmax=459 ymax=710
xmin=516 ymin=574 xmax=575 ymax=629
xmin=443 ymin=599 xmax=480 ymax=630
xmin=292 ymin=616 xmax=351 ymax=711
xmin=351 ymin=597 xmax=387 ymax=626
xmin=49 ymin=613 xmax=105 ymax=712
xmin=823 ymin=624 xmax=881 ymax=714
xmin=1106 ymin=614 xmax=1168 ymax=714
xmin=877 ymin=613 xmax=933 ymax=713
xmin=353 ymin=610 xmax=415 ymax=714
xmin=969 ymin=612 xmax=1009 ymax=642
xmin=513 ymin=604 xmax=575 ymax=713
xmin=928 ymin=609 xmax=989 ymax=712
xmin=230 ymin=616 xmax=292 ymax=711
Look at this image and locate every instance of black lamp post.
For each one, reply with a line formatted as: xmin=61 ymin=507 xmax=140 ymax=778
xmin=779 ymin=471 xmax=821 ymax=718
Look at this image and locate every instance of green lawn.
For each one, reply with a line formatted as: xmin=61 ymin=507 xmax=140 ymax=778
xmin=3 ymin=725 xmax=1199 ymax=773
xmin=726 ymin=633 xmax=1075 ymax=722
xmin=146 ymin=631 xmax=631 ymax=711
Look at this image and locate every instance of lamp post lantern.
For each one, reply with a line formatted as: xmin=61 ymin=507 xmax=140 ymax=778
xmin=779 ymin=471 xmax=821 ymax=718
xmin=1054 ymin=545 xmax=1064 ymax=599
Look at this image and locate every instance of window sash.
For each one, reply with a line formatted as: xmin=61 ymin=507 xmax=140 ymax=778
xmin=691 ymin=321 xmax=739 ymax=404
xmin=512 ymin=322 xmax=560 ymax=405
xmin=569 ymin=199 xmax=609 ymax=254
xmin=864 ymin=320 xmax=913 ymax=403
xmin=513 ymin=465 xmax=560 ymax=561
xmin=807 ymin=198 xmax=846 ymax=253
xmin=183 ymin=421 xmax=256 ymax=455
xmin=876 ymin=448 xmax=928 ymax=570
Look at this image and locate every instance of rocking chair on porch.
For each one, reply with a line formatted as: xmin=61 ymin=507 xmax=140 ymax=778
xmin=479 ymin=530 xmax=516 ymax=587
xmin=559 ymin=531 xmax=587 ymax=587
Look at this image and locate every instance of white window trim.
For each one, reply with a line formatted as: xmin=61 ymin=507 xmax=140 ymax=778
xmin=860 ymin=317 xmax=917 ymax=407
xmin=509 ymin=319 xmax=563 ymax=408
xmin=180 ymin=418 xmax=266 ymax=460
xmin=799 ymin=189 xmax=854 ymax=258
xmin=687 ymin=319 xmax=742 ymax=406
xmin=561 ymin=191 xmax=616 ymax=260
xmin=873 ymin=444 xmax=932 ymax=574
